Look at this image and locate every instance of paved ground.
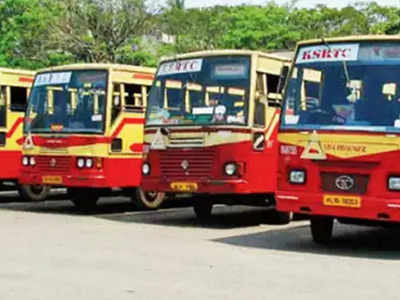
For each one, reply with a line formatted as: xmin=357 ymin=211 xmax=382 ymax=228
xmin=1 ymin=192 xmax=400 ymax=300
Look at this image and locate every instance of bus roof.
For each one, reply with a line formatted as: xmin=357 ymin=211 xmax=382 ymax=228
xmin=161 ymin=49 xmax=293 ymax=63
xmin=0 ymin=67 xmax=35 ymax=76
xmin=36 ymin=63 xmax=156 ymax=74
xmin=297 ymin=35 xmax=400 ymax=46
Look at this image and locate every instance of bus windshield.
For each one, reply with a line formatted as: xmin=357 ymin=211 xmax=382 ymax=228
xmin=25 ymin=70 xmax=108 ymax=134
xmin=281 ymin=41 xmax=400 ymax=133
xmin=146 ymin=56 xmax=250 ymax=126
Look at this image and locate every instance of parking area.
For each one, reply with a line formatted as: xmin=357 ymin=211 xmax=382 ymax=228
xmin=1 ymin=193 xmax=400 ymax=300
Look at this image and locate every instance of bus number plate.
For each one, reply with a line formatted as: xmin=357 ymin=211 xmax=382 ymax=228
xmin=323 ymin=194 xmax=361 ymax=208
xmin=170 ymin=182 xmax=198 ymax=192
xmin=42 ymin=176 xmax=63 ymax=185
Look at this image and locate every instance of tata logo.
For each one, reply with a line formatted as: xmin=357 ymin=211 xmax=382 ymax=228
xmin=335 ymin=175 xmax=354 ymax=191
xmin=181 ymin=160 xmax=189 ymax=171
xmin=49 ymin=158 xmax=57 ymax=168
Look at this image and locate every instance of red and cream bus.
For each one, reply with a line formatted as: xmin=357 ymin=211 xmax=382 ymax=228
xmin=277 ymin=36 xmax=400 ymax=243
xmin=139 ymin=50 xmax=292 ymax=220
xmin=19 ymin=64 xmax=155 ymax=209
xmin=0 ymin=68 xmax=42 ymax=200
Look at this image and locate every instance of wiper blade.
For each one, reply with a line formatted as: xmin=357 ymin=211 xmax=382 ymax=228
xmin=322 ymin=38 xmax=350 ymax=85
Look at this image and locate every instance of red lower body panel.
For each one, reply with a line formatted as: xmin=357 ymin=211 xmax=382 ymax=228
xmin=142 ymin=141 xmax=278 ymax=195
xmin=0 ymin=150 xmax=21 ymax=180
xmin=277 ymin=191 xmax=400 ymax=222
xmin=142 ymin=177 xmax=250 ymax=194
xmin=19 ymin=157 xmax=142 ymax=188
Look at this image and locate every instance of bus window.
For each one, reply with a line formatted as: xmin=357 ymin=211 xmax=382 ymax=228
xmin=266 ymin=74 xmax=281 ymax=107
xmin=112 ymin=83 xmax=122 ymax=123
xmin=10 ymin=86 xmax=28 ymax=112
xmin=254 ymin=73 xmax=266 ymax=127
xmin=124 ymin=84 xmax=143 ymax=108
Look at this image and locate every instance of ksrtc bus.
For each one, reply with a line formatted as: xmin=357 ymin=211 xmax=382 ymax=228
xmin=140 ymin=50 xmax=292 ymax=220
xmin=277 ymin=36 xmax=400 ymax=243
xmin=19 ymin=64 xmax=156 ymax=208
xmin=0 ymin=68 xmax=42 ymax=200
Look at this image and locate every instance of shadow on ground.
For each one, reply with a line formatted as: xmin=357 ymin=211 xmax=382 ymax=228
xmin=2 ymin=192 xmax=400 ymax=258
xmin=0 ymin=191 xmax=291 ymax=229
xmin=213 ymin=221 xmax=400 ymax=260
xmin=0 ymin=193 xmax=194 ymax=216
xmin=98 ymin=205 xmax=296 ymax=229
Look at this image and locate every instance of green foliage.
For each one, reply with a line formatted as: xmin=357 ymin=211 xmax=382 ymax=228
xmin=0 ymin=0 xmax=62 ymax=69
xmin=1 ymin=0 xmax=400 ymax=70
xmin=217 ymin=4 xmax=299 ymax=50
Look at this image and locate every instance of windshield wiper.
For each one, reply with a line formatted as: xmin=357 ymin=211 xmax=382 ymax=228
xmin=322 ymin=38 xmax=351 ymax=85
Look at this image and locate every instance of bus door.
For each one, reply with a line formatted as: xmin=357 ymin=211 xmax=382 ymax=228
xmin=109 ymin=81 xmax=147 ymax=155
xmin=252 ymin=70 xmax=286 ymax=152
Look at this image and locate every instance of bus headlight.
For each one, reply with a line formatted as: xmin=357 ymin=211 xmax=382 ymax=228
xmin=289 ymin=170 xmax=306 ymax=184
xmin=388 ymin=177 xmax=400 ymax=191
xmin=224 ymin=163 xmax=237 ymax=176
xmin=86 ymin=158 xmax=93 ymax=168
xmin=142 ymin=163 xmax=150 ymax=175
xmin=22 ymin=156 xmax=29 ymax=166
xmin=29 ymin=157 xmax=36 ymax=166
xmin=77 ymin=158 xmax=85 ymax=169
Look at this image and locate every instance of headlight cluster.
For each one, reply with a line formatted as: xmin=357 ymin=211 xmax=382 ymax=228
xmin=388 ymin=176 xmax=400 ymax=191
xmin=76 ymin=157 xmax=94 ymax=169
xmin=142 ymin=162 xmax=151 ymax=175
xmin=289 ymin=170 xmax=306 ymax=184
xmin=22 ymin=156 xmax=36 ymax=166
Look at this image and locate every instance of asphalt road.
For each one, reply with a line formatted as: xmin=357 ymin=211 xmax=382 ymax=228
xmin=0 ymin=192 xmax=400 ymax=300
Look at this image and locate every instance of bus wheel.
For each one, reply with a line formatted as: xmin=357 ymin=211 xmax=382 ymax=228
xmin=18 ymin=184 xmax=50 ymax=202
xmin=133 ymin=187 xmax=165 ymax=210
xmin=310 ymin=216 xmax=334 ymax=244
xmin=273 ymin=211 xmax=293 ymax=225
xmin=193 ymin=200 xmax=213 ymax=220
xmin=68 ymin=188 xmax=99 ymax=211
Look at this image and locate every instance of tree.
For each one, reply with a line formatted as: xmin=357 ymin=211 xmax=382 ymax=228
xmin=0 ymin=0 xmax=66 ymax=69
xmin=219 ymin=4 xmax=300 ymax=50
xmin=50 ymin=0 xmax=154 ymax=63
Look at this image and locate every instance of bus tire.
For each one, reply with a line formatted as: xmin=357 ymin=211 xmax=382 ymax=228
xmin=273 ymin=211 xmax=293 ymax=225
xmin=310 ymin=216 xmax=334 ymax=244
xmin=18 ymin=184 xmax=50 ymax=202
xmin=133 ymin=187 xmax=165 ymax=210
xmin=193 ymin=200 xmax=213 ymax=220
xmin=68 ymin=188 xmax=99 ymax=211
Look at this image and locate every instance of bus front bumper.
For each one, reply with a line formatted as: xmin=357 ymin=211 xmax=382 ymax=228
xmin=19 ymin=171 xmax=108 ymax=188
xmin=276 ymin=191 xmax=400 ymax=223
xmin=141 ymin=177 xmax=252 ymax=194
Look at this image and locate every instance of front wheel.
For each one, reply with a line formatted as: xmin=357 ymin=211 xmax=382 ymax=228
xmin=272 ymin=211 xmax=293 ymax=225
xmin=18 ymin=184 xmax=50 ymax=202
xmin=68 ymin=188 xmax=99 ymax=211
xmin=193 ymin=200 xmax=213 ymax=220
xmin=310 ymin=216 xmax=334 ymax=244
xmin=133 ymin=187 xmax=165 ymax=210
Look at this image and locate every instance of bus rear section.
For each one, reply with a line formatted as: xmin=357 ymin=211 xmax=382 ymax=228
xmin=277 ymin=36 xmax=400 ymax=243
xmin=140 ymin=50 xmax=292 ymax=220
xmin=19 ymin=64 xmax=155 ymax=209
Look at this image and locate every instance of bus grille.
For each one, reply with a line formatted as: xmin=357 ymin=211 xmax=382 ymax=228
xmin=320 ymin=172 xmax=369 ymax=194
xmin=160 ymin=148 xmax=216 ymax=179
xmin=36 ymin=156 xmax=71 ymax=175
